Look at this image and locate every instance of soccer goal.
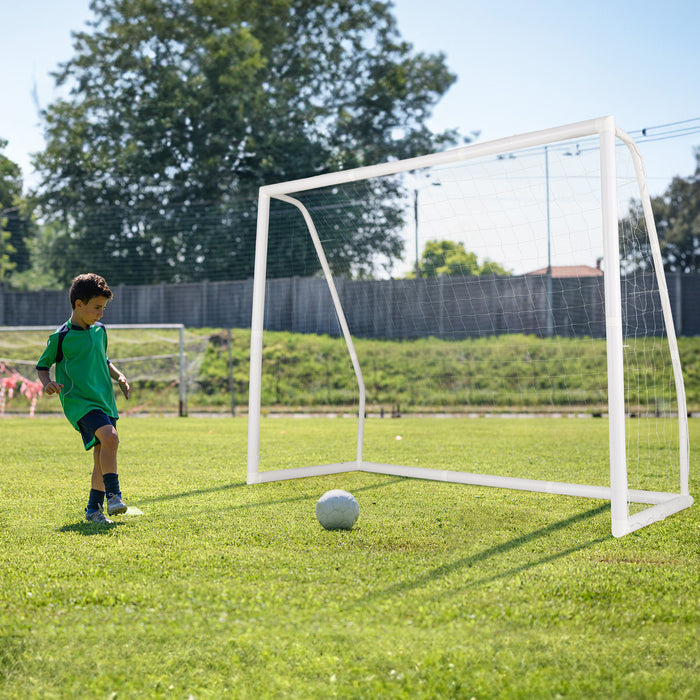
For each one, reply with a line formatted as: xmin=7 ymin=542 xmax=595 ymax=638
xmin=247 ymin=116 xmax=692 ymax=538
xmin=0 ymin=324 xmax=190 ymax=416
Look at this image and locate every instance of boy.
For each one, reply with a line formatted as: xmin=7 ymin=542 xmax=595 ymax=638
xmin=36 ymin=273 xmax=131 ymax=524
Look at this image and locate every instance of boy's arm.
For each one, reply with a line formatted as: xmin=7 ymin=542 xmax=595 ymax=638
xmin=37 ymin=369 xmax=63 ymax=396
xmin=108 ymin=361 xmax=131 ymax=399
xmin=36 ymin=332 xmax=61 ymax=395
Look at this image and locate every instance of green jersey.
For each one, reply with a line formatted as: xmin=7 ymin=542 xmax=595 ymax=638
xmin=36 ymin=320 xmax=119 ymax=431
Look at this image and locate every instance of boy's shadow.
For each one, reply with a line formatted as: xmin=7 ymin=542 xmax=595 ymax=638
xmin=57 ymin=521 xmax=126 ymax=536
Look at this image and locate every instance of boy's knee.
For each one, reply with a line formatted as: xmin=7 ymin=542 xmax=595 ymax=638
xmin=96 ymin=425 xmax=119 ymax=450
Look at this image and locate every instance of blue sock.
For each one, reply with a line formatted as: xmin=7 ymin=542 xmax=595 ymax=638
xmin=87 ymin=489 xmax=105 ymax=512
xmin=102 ymin=473 xmax=121 ymax=499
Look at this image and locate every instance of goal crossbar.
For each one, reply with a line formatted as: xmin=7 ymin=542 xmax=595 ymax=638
xmin=247 ymin=116 xmax=693 ymax=538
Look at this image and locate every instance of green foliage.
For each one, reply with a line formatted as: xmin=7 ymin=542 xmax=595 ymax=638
xmin=0 ymin=417 xmax=698 ymax=698
xmin=0 ymin=226 xmax=16 ymax=282
xmin=419 ymin=239 xmax=511 ymax=277
xmin=1 ymin=219 xmax=64 ymax=291
xmin=622 ymin=149 xmax=700 ymax=273
xmin=3 ymin=328 xmax=700 ymax=415
xmin=0 ymin=139 xmax=47 ymax=288
xmin=32 ymin=0 xmax=458 ymax=285
xmin=192 ymin=330 xmax=700 ymax=412
xmin=0 ymin=139 xmax=22 ymax=282
xmin=652 ymin=151 xmax=700 ymax=272
xmin=0 ymin=139 xmax=22 ymax=206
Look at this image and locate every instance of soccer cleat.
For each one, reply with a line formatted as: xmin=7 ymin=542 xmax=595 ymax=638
xmin=86 ymin=504 xmax=114 ymax=524
xmin=106 ymin=493 xmax=127 ymax=516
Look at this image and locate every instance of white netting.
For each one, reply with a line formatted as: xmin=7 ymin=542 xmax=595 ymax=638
xmin=251 ymin=122 xmax=688 ymax=536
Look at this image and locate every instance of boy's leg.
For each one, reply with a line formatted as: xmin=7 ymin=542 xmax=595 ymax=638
xmin=85 ymin=445 xmax=107 ymax=520
xmin=95 ymin=424 xmax=119 ymax=474
xmin=94 ymin=424 xmax=127 ymax=515
xmin=91 ymin=444 xmax=105 ymax=489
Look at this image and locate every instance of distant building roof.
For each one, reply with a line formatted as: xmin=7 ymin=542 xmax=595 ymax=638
xmin=525 ymin=264 xmax=603 ymax=278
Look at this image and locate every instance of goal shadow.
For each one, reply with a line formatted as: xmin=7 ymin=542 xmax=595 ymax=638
xmin=351 ymin=502 xmax=612 ymax=609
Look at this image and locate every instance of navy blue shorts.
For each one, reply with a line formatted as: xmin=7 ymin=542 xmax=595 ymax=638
xmin=77 ymin=410 xmax=118 ymax=450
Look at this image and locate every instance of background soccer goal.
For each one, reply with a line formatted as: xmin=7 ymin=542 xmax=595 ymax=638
xmin=247 ymin=116 xmax=692 ymax=538
xmin=0 ymin=324 xmax=192 ymax=416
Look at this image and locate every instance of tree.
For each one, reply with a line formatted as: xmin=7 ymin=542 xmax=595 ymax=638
xmin=621 ymin=148 xmax=700 ymax=274
xmin=0 ymin=140 xmax=50 ymax=290
xmin=652 ymin=150 xmax=700 ymax=273
xmin=0 ymin=220 xmax=16 ymax=283
xmin=33 ymin=0 xmax=458 ymax=285
xmin=0 ymin=140 xmax=23 ymax=282
xmin=417 ymin=240 xmax=510 ymax=278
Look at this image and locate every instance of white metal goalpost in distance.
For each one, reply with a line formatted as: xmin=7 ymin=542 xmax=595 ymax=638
xmin=1 ymin=324 xmax=189 ymax=416
xmin=246 ymin=116 xmax=692 ymax=538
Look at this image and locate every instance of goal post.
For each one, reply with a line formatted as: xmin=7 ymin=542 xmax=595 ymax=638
xmin=0 ymin=324 xmax=189 ymax=416
xmin=247 ymin=116 xmax=692 ymax=538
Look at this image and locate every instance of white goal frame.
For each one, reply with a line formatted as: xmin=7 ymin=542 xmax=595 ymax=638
xmin=246 ymin=116 xmax=692 ymax=538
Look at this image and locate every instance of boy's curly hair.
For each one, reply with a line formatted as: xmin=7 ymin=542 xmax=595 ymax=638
xmin=69 ymin=273 xmax=113 ymax=309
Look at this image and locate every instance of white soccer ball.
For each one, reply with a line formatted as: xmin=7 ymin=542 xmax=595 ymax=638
xmin=315 ymin=489 xmax=359 ymax=530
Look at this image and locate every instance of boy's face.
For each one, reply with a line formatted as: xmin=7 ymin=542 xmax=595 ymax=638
xmin=72 ymin=295 xmax=110 ymax=328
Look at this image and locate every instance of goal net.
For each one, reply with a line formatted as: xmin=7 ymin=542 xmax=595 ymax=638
xmin=247 ymin=116 xmax=691 ymax=537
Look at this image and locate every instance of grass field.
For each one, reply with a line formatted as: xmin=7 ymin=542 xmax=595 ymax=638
xmin=0 ymin=416 xmax=697 ymax=699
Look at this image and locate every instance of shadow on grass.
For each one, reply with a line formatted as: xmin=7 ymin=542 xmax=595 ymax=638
xmin=135 ymin=479 xmax=248 ymax=506
xmin=352 ymin=502 xmax=612 ymax=607
xmin=134 ymin=476 xmax=404 ymax=511
xmin=57 ymin=521 xmax=126 ymax=536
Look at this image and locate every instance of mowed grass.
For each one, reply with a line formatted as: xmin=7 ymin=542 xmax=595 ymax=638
xmin=0 ymin=417 xmax=697 ymax=699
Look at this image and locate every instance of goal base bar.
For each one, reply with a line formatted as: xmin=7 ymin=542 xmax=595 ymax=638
xmin=612 ymin=495 xmax=694 ymax=538
xmin=248 ymin=461 xmax=693 ymax=537
xmin=248 ymin=462 xmax=360 ymax=484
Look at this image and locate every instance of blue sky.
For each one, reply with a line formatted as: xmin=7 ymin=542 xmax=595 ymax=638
xmin=1 ymin=0 xmax=699 ymax=196
xmin=393 ymin=0 xmax=700 ymax=195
